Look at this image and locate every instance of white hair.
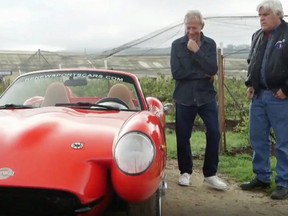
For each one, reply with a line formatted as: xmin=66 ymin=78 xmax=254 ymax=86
xmin=256 ymin=0 xmax=284 ymax=19
xmin=184 ymin=10 xmax=205 ymax=27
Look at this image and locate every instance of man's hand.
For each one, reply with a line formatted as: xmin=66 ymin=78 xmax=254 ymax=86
xmin=204 ymin=74 xmax=214 ymax=82
xmin=187 ymin=39 xmax=199 ymax=53
xmin=274 ymin=89 xmax=287 ymax=100
xmin=247 ymin=87 xmax=254 ymax=100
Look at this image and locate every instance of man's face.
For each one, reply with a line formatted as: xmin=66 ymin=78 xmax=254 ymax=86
xmin=185 ymin=18 xmax=203 ymax=41
xmin=258 ymin=7 xmax=281 ymax=32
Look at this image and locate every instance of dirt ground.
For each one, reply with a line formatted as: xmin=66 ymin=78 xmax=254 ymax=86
xmin=162 ymin=159 xmax=288 ymax=216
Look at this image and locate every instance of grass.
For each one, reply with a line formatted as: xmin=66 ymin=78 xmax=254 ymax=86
xmin=165 ymin=129 xmax=277 ymax=191
xmin=165 ymin=130 xmax=249 ymax=159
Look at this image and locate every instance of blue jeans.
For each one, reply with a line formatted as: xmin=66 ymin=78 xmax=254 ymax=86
xmin=175 ymin=101 xmax=220 ymax=177
xmin=250 ymin=90 xmax=288 ymax=188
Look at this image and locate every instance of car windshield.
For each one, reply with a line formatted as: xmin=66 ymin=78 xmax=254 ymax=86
xmin=0 ymin=70 xmax=142 ymax=110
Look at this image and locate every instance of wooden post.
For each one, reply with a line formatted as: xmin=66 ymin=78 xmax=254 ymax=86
xmin=217 ymin=48 xmax=226 ymax=152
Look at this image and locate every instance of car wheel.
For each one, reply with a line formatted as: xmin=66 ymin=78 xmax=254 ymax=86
xmin=127 ymin=188 xmax=161 ymax=216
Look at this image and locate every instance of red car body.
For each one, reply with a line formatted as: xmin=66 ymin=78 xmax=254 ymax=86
xmin=0 ymin=69 xmax=168 ymax=216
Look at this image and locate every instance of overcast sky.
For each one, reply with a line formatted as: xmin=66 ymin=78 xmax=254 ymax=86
xmin=1 ymin=0 xmax=287 ymax=52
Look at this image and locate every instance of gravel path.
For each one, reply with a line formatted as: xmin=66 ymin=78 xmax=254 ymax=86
xmin=162 ymin=159 xmax=288 ymax=216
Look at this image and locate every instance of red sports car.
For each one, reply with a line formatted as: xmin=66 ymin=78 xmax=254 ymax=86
xmin=0 ymin=69 xmax=170 ymax=216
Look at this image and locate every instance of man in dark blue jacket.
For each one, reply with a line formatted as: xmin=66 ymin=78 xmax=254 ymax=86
xmin=240 ymin=0 xmax=288 ymax=200
xmin=170 ymin=10 xmax=228 ymax=190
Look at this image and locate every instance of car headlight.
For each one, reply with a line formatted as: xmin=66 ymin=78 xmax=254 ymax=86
xmin=114 ymin=132 xmax=155 ymax=175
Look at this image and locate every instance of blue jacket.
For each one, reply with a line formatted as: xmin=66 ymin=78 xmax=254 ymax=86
xmin=170 ymin=33 xmax=218 ymax=106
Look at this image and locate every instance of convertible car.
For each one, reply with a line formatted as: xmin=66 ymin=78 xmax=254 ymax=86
xmin=0 ymin=68 xmax=170 ymax=216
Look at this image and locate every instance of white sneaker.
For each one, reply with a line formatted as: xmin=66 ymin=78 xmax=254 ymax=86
xmin=178 ymin=173 xmax=190 ymax=186
xmin=204 ymin=175 xmax=228 ymax=190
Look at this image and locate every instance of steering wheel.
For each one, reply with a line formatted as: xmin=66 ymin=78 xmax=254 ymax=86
xmin=96 ymin=97 xmax=130 ymax=109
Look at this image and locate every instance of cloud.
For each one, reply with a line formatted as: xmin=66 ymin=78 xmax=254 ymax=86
xmin=0 ymin=0 xmax=287 ymax=51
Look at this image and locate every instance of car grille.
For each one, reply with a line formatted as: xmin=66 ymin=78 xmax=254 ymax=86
xmin=0 ymin=187 xmax=81 ymax=216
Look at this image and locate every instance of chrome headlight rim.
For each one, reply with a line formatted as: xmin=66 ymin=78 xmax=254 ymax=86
xmin=113 ymin=131 xmax=155 ymax=176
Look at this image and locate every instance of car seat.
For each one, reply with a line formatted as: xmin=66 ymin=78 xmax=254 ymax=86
xmin=41 ymin=82 xmax=70 ymax=107
xmin=107 ymin=83 xmax=135 ymax=109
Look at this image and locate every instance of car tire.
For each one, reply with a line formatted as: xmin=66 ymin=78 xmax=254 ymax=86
xmin=127 ymin=188 xmax=161 ymax=216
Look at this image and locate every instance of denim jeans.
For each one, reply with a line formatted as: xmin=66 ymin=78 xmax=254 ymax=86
xmin=175 ymin=101 xmax=220 ymax=177
xmin=250 ymin=90 xmax=288 ymax=188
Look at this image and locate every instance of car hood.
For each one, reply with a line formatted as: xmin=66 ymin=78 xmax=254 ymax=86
xmin=0 ymin=107 xmax=135 ymax=191
xmin=1 ymin=106 xmax=134 ymax=145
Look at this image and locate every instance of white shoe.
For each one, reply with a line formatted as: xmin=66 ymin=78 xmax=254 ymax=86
xmin=204 ymin=175 xmax=228 ymax=190
xmin=178 ymin=173 xmax=190 ymax=186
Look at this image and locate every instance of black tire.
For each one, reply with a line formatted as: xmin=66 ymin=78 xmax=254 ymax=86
xmin=127 ymin=188 xmax=161 ymax=216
